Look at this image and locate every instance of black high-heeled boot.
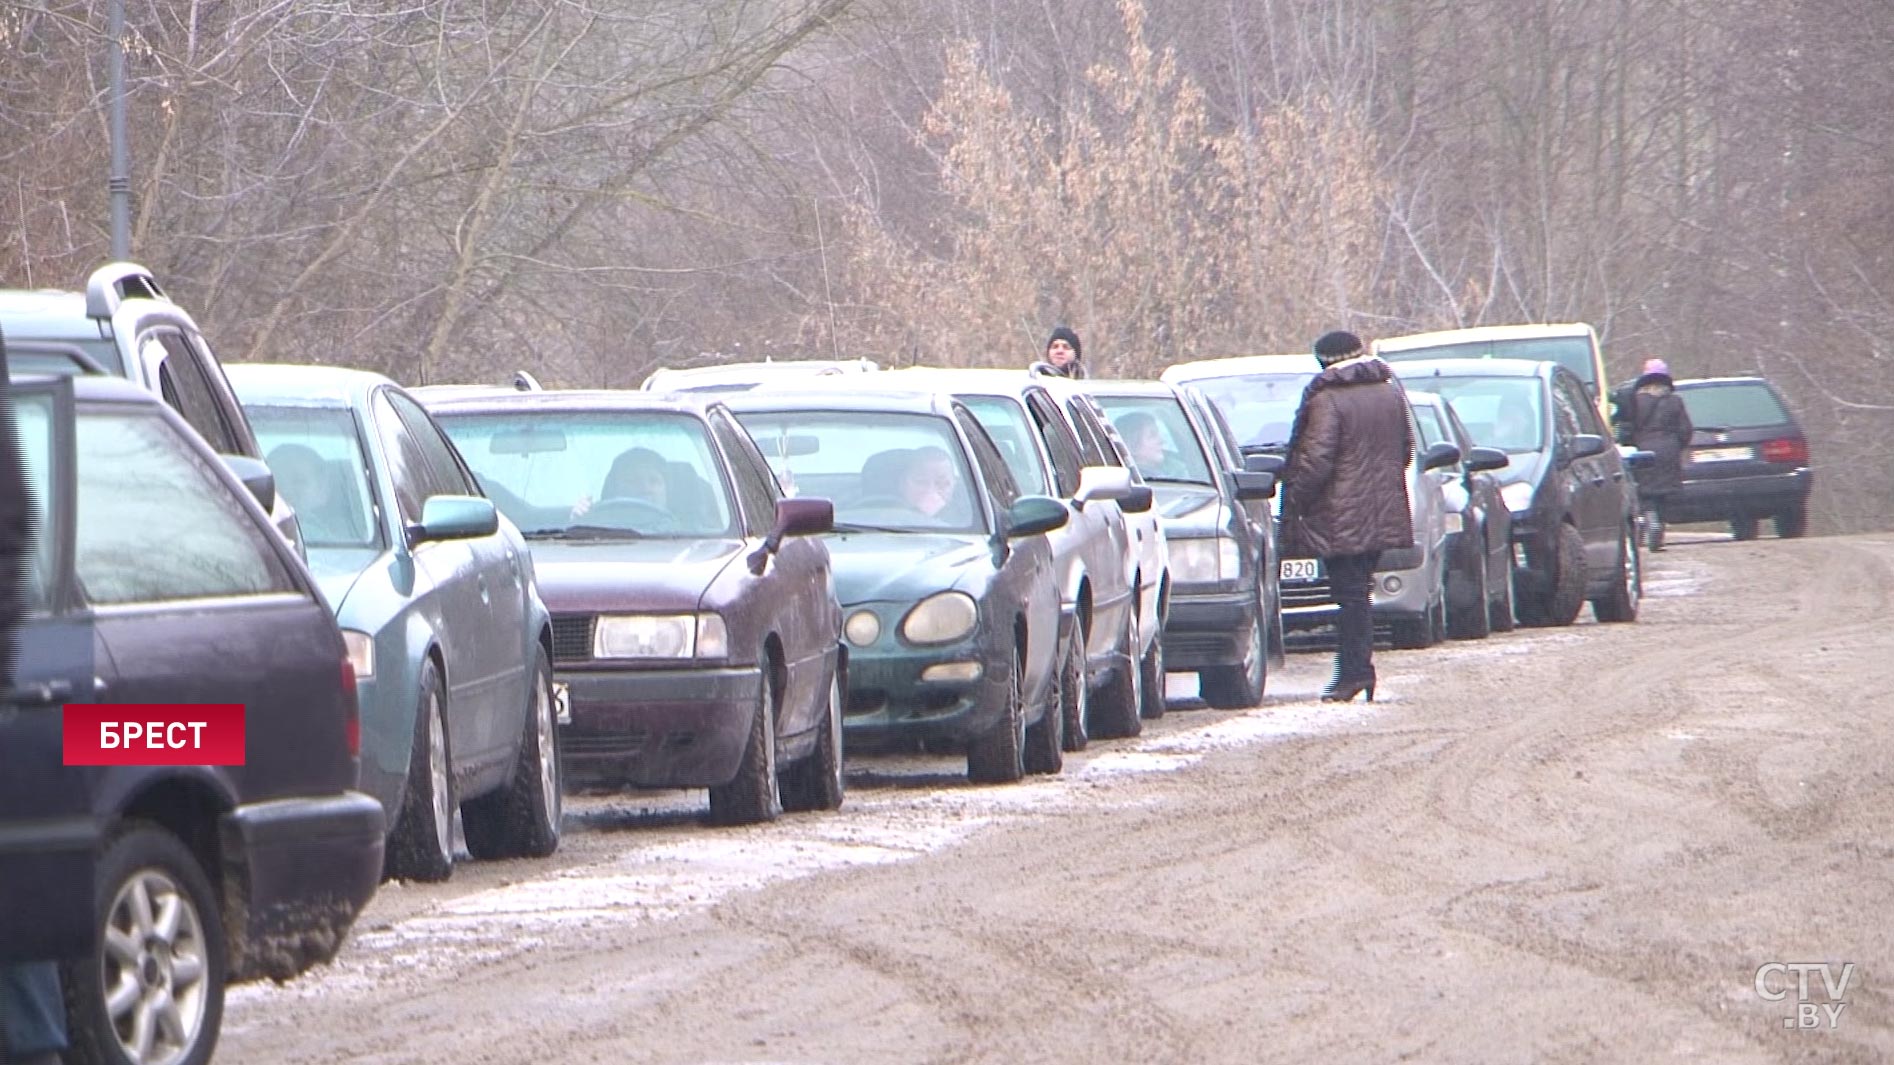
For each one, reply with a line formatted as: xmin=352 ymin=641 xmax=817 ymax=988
xmin=1321 ymin=667 xmax=1376 ymax=703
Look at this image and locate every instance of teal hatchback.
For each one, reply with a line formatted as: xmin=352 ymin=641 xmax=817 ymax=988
xmin=227 ymin=364 xmax=561 ymax=882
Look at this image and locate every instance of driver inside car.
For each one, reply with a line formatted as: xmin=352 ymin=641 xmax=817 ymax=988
xmin=899 ymin=446 xmax=959 ymax=519
xmin=572 ymin=446 xmax=669 ymax=520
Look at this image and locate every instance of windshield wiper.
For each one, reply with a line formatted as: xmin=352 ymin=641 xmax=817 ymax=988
xmin=1145 ymin=475 xmax=1214 ymax=487
xmin=831 ymin=521 xmax=913 ymax=534
xmin=524 ymin=525 xmax=644 ymax=540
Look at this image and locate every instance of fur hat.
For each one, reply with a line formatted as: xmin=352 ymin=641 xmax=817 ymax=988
xmin=1312 ymin=330 xmax=1364 ymax=366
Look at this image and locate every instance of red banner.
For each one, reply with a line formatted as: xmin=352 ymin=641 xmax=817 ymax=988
xmin=63 ymin=704 xmax=246 ymax=766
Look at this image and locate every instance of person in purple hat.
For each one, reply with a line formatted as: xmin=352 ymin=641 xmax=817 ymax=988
xmin=1622 ymin=358 xmax=1693 ymax=551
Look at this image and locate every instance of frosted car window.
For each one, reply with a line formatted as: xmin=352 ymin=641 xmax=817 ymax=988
xmin=959 ymin=395 xmax=1052 ymax=496
xmin=249 ymin=405 xmax=382 ymax=549
xmin=75 ymin=408 xmax=295 ymax=604
xmin=1093 ymin=395 xmax=1214 ymax=485
xmin=735 ymin=410 xmax=985 ymax=534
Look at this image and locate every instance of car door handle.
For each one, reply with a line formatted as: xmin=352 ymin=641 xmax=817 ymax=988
xmin=4 ymin=679 xmax=76 ymax=707
xmin=1589 ymin=475 xmax=1606 ymax=486
xmin=1611 ymin=471 xmax=1624 ymax=481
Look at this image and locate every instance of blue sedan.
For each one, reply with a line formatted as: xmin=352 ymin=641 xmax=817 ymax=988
xmin=227 ymin=364 xmax=561 ymax=882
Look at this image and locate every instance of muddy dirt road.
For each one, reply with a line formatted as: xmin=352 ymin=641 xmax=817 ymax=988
xmin=220 ymin=533 xmax=1894 ymax=1063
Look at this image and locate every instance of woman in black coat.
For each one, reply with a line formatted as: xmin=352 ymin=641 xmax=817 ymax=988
xmin=1623 ymin=358 xmax=1693 ymax=550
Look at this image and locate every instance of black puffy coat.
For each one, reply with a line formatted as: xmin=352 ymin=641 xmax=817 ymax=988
xmin=1627 ymin=384 xmax=1693 ymax=496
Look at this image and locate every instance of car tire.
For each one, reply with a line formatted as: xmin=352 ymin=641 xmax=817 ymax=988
xmin=1137 ymin=628 xmax=1166 ymax=720
xmin=1521 ymin=524 xmax=1586 ymax=627
xmin=1776 ymin=503 xmax=1809 ymax=539
xmin=1057 ymin=627 xmax=1089 ymax=753
xmin=709 ymin=666 xmax=783 ymax=825
xmin=781 ymin=654 xmax=846 ymax=812
xmin=63 ymin=826 xmax=226 ymax=1065
xmin=1489 ymin=544 xmax=1518 ymax=633
xmin=464 ymin=645 xmax=563 ymax=859
xmin=385 ymin=659 xmax=456 ymax=882
xmin=1731 ymin=516 xmax=1760 ymax=541
xmin=1590 ymin=522 xmax=1642 ymax=623
xmin=1391 ymin=567 xmax=1445 ymax=649
xmin=1023 ymin=647 xmax=1065 ymax=776
xmin=1090 ymin=616 xmax=1143 ymax=740
xmin=1200 ymin=607 xmax=1265 ymax=710
xmin=1448 ymin=545 xmax=1492 ymax=640
xmin=967 ymin=648 xmax=1027 ymax=784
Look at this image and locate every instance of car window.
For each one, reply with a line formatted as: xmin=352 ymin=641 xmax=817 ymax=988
xmin=734 ymin=409 xmax=987 ymax=533
xmin=1677 ymin=383 xmax=1792 ymax=429
xmin=437 ymin=409 xmax=739 ymax=539
xmin=369 ymin=392 xmax=431 ymax=524
xmin=1550 ymin=379 xmax=1582 ymax=445
xmin=1187 ymin=372 xmax=1314 ymax=449
xmin=1380 ymin=336 xmax=1598 ymax=392
xmin=708 ymin=410 xmax=777 ymax=536
xmin=1400 ymin=376 xmax=1546 ymax=454
xmin=1413 ymin=403 xmax=1448 ymax=447
xmin=956 ymin=408 xmax=1020 ymax=510
xmin=1191 ymin=393 xmax=1244 ymax=471
xmin=74 ymin=405 xmax=296 ymax=605
xmin=1093 ymin=395 xmax=1215 ymax=485
xmin=248 ymin=405 xmax=383 ymax=549
xmin=958 ymin=396 xmax=1052 ymax=496
xmin=387 ymin=390 xmax=479 ymax=499
xmin=1024 ymin=391 xmax=1085 ymax=495
xmin=1060 ymin=397 xmax=1112 ymax=467
xmin=9 ymin=388 xmax=55 ymax=612
xmin=148 ymin=333 xmax=240 ymax=454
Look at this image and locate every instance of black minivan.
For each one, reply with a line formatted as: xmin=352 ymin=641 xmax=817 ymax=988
xmin=1393 ymin=359 xmax=1642 ymax=628
xmin=0 ymin=373 xmax=383 ymax=1065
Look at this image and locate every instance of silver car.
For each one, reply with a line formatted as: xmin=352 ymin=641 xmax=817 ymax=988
xmin=1161 ymin=354 xmax=1456 ymax=650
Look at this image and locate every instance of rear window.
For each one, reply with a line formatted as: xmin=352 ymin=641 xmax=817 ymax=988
xmin=1382 ymin=337 xmax=1597 ymax=389
xmin=1677 ymin=383 xmax=1790 ymax=430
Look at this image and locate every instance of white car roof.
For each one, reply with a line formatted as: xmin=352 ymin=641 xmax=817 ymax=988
xmin=1374 ymin=322 xmax=1595 ymax=352
xmin=1160 ymin=353 xmax=1321 ymax=382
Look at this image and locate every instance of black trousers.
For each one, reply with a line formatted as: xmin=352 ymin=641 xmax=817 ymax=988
xmin=1326 ymin=551 xmax=1380 ymax=685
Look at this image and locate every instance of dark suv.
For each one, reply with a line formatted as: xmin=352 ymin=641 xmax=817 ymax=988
xmin=0 ymin=373 xmax=384 ymax=1065
xmin=1622 ymin=375 xmax=1812 ymax=540
xmin=1394 ymin=359 xmax=1642 ymax=628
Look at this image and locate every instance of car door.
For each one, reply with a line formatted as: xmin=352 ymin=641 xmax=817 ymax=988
xmin=0 ymin=374 xmax=103 ymax=961
xmin=1553 ymin=373 xmax=1619 ymax=568
xmin=368 ymin=389 xmax=500 ymax=769
xmin=954 ymin=407 xmax=1059 ymax=707
xmin=709 ymin=408 xmax=833 ymax=740
xmin=1024 ymin=389 xmax=1129 ymax=659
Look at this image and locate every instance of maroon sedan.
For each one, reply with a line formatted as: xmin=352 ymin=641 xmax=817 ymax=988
xmin=422 ymin=390 xmax=845 ymax=823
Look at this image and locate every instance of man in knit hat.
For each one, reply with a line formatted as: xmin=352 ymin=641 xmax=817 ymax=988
xmin=1040 ymin=325 xmax=1085 ymax=379
xmin=1281 ymin=330 xmax=1413 ymax=703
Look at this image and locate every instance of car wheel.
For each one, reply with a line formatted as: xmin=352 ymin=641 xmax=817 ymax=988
xmin=1057 ymin=626 xmax=1089 ymax=753
xmin=1138 ymin=627 xmax=1166 ymax=720
xmin=781 ymin=654 xmax=846 ymax=811
xmin=464 ymin=645 xmax=563 ymax=859
xmin=1390 ymin=567 xmax=1445 ymax=649
xmin=1448 ymin=544 xmax=1492 ymax=640
xmin=385 ymin=659 xmax=455 ymax=882
xmin=1731 ymin=516 xmax=1760 ymax=541
xmin=1522 ymin=523 xmax=1583 ymax=625
xmin=1090 ymin=615 xmax=1143 ymax=740
xmin=709 ymin=665 xmax=783 ymax=825
xmin=1023 ymin=645 xmax=1065 ymax=776
xmin=63 ymin=826 xmax=226 ymax=1065
xmin=1489 ymin=543 xmax=1518 ymax=633
xmin=1200 ymin=606 xmax=1265 ymax=709
xmin=1592 ymin=522 xmax=1642 ymax=623
xmin=967 ymin=647 xmax=1027 ymax=784
xmin=1775 ymin=503 xmax=1808 ymax=539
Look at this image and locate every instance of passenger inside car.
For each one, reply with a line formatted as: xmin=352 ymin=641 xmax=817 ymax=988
xmin=1117 ymin=410 xmax=1186 ymax=480
xmin=268 ymin=442 xmax=363 ymax=544
xmin=898 ymin=446 xmax=961 ymax=520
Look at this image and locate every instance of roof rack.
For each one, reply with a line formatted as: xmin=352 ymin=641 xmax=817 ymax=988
xmin=511 ymin=370 xmax=544 ymax=392
xmin=84 ymin=261 xmax=169 ymax=320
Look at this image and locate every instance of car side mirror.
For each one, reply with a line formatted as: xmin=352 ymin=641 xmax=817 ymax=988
xmin=1243 ymin=452 xmax=1286 ymax=476
xmin=1421 ymin=441 xmax=1462 ymax=471
xmin=749 ymin=496 xmax=834 ymax=574
xmin=1074 ymin=465 xmax=1134 ymax=507
xmin=409 ymin=495 xmax=499 ymax=544
xmin=222 ymin=455 xmax=276 ymax=514
xmin=1464 ymin=446 xmax=1510 ymax=473
xmin=1121 ymin=485 xmax=1154 ymax=513
xmin=1232 ymin=470 xmax=1277 ymax=501
xmin=1566 ymin=433 xmax=1608 ymax=462
xmin=1004 ymin=495 xmax=1069 ymax=538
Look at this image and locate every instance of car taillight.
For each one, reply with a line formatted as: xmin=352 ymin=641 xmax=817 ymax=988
xmin=341 ymin=658 xmax=362 ymax=758
xmin=1760 ymin=438 xmax=1808 ymax=465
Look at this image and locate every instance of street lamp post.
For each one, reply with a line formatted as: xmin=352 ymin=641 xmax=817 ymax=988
xmin=108 ymin=0 xmax=130 ymax=259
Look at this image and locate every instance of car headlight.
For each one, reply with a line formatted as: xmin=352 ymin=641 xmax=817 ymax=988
xmin=593 ymin=614 xmax=728 ymax=659
xmin=341 ymin=630 xmax=375 ymax=680
xmin=1168 ymin=536 xmax=1240 ymax=582
xmin=845 ymin=609 xmax=882 ymax=647
xmin=1500 ymin=481 xmax=1535 ymax=513
xmin=900 ymin=592 xmax=979 ymax=645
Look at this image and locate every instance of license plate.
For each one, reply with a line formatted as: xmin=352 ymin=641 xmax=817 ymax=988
xmin=552 ymin=682 xmax=572 ymax=725
xmin=1281 ymin=558 xmax=1321 ymax=581
xmin=1693 ymin=446 xmax=1753 ymax=463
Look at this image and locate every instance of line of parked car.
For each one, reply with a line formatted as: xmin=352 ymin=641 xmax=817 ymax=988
xmin=1 ymin=264 xmax=1814 ymax=1065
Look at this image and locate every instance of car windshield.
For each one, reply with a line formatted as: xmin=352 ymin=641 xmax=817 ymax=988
xmin=1401 ymin=376 xmax=1546 ymax=454
xmin=1185 ymin=372 xmax=1313 ymax=451
xmin=434 ymin=410 xmax=736 ymax=539
xmin=958 ymin=395 xmax=1052 ymax=495
xmin=1411 ymin=402 xmax=1449 ymax=448
xmin=1678 ymin=383 xmax=1790 ymax=430
xmin=733 ymin=410 xmax=986 ymax=534
xmin=1381 ymin=337 xmax=1596 ymax=391
xmin=1092 ymin=395 xmax=1215 ymax=485
xmin=247 ymin=405 xmax=382 ymax=549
